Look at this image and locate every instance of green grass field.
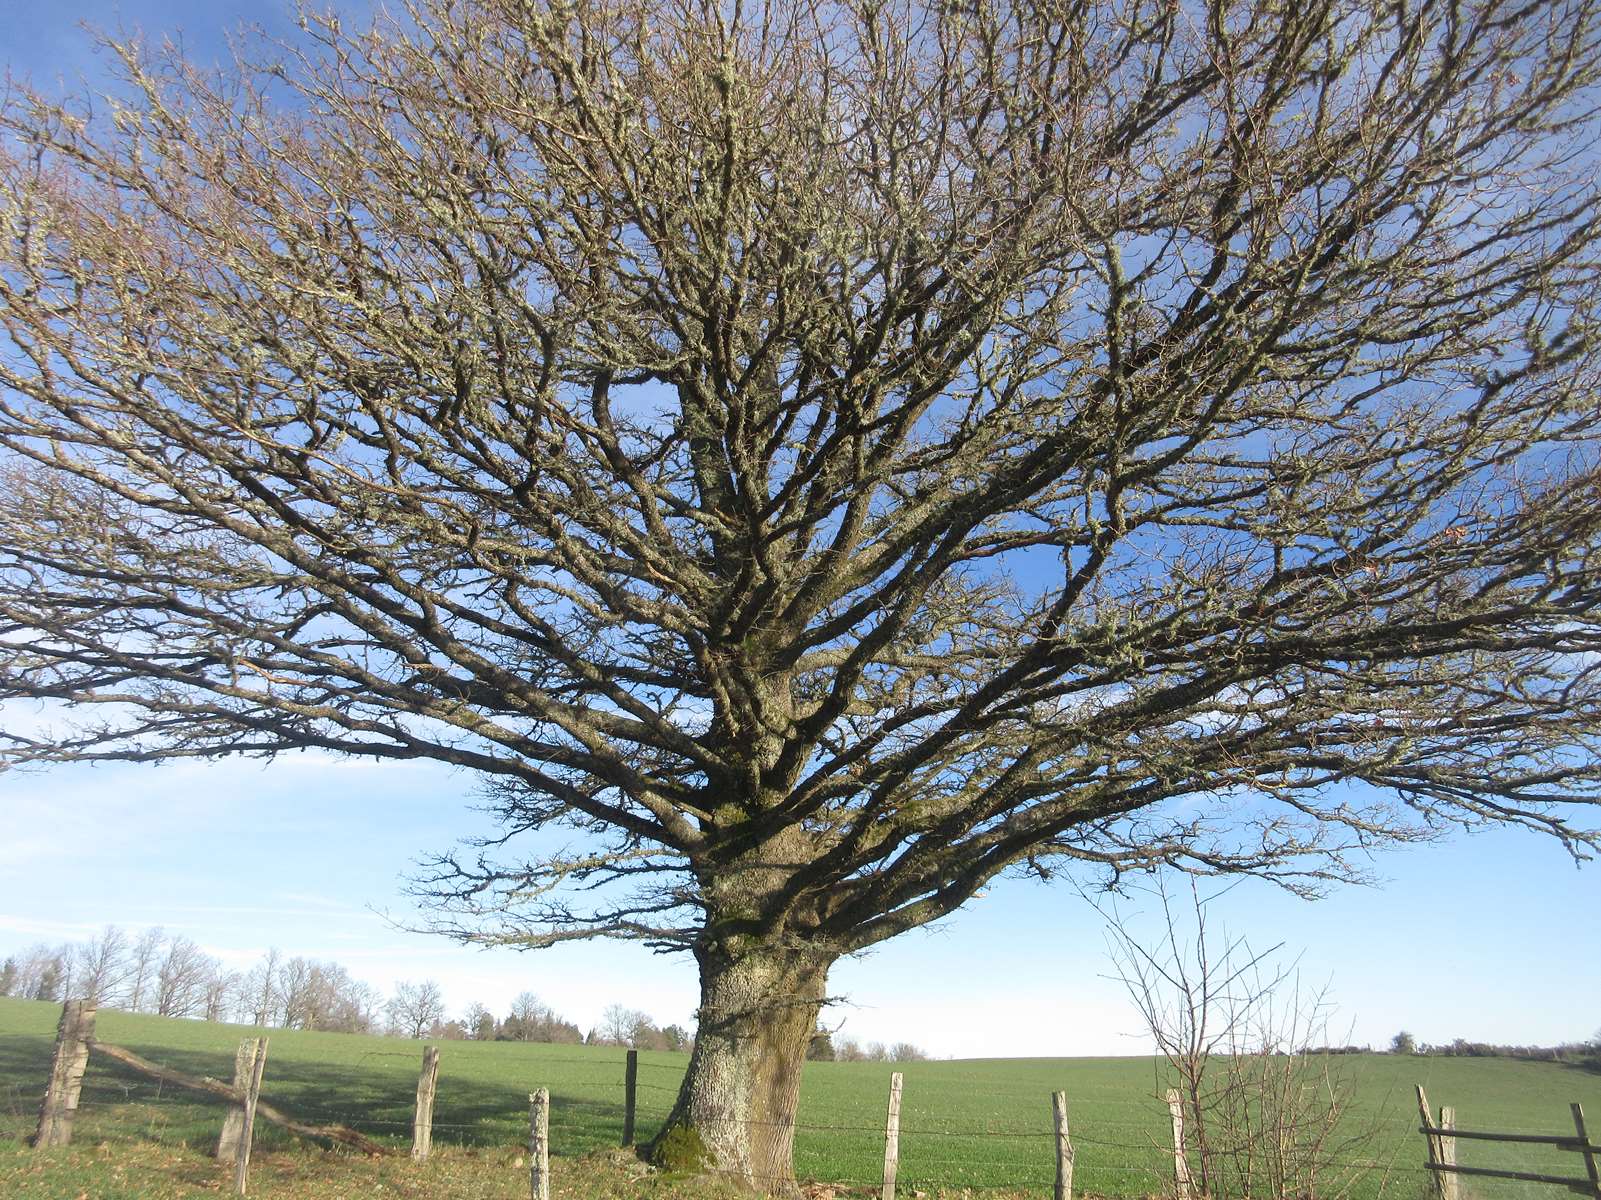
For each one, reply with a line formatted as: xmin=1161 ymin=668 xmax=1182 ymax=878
xmin=3 ymin=995 xmax=1598 ymax=1198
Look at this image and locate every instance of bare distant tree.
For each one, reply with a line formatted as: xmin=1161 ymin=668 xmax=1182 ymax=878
xmin=599 ymin=1003 xmax=644 ymax=1048
xmin=326 ymin=979 xmax=384 ymax=1035
xmin=271 ymin=957 xmax=371 ymax=1031
xmin=6 ymin=944 xmax=58 ymax=1001
xmin=302 ymin=962 xmax=348 ymax=1030
xmin=387 ymin=980 xmax=447 ymax=1041
xmin=630 ymin=1012 xmax=670 ymax=1052
xmin=500 ymin=991 xmax=584 ymax=1044
xmin=592 ymin=1005 xmax=671 ymax=1050
xmin=155 ymin=937 xmax=214 ymax=1018
xmin=72 ymin=924 xmax=129 ymax=1006
xmin=275 ymin=957 xmax=317 ymax=1029
xmin=890 ymin=1043 xmax=927 ymax=1063
xmin=241 ymin=948 xmax=281 ymax=1027
xmin=3 ymin=0 xmax=1601 ymax=1186
xmin=203 ymin=970 xmax=239 ymax=1022
xmin=51 ymin=945 xmax=76 ymax=1002
xmin=125 ymin=926 xmax=165 ymax=1013
xmin=463 ymin=1001 xmax=496 ymax=1041
xmin=505 ymin=991 xmax=544 ymax=1043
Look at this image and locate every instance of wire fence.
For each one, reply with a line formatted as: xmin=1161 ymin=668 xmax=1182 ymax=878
xmin=1 ymin=1083 xmax=1567 ymax=1200
xmin=10 ymin=1009 xmax=1599 ymax=1200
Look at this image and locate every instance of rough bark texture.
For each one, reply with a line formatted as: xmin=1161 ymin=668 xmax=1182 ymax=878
xmin=411 ymin=1046 xmax=440 ymax=1162
xmin=654 ymin=949 xmax=830 ymax=1194
xmin=33 ymin=1001 xmax=94 ymax=1149
xmin=216 ymin=1038 xmax=260 ymax=1165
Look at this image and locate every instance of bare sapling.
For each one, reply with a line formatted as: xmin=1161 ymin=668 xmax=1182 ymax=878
xmin=1105 ymin=881 xmax=1374 ymax=1200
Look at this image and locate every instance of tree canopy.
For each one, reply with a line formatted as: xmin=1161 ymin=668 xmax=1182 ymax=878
xmin=2 ymin=0 xmax=1599 ymax=1187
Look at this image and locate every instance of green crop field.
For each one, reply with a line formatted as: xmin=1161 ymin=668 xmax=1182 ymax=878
xmin=3 ymin=995 xmax=1598 ymax=1199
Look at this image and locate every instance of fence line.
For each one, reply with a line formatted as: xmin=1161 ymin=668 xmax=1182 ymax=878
xmin=1417 ymin=1086 xmax=1601 ymax=1200
xmin=30 ymin=999 xmax=1590 ymax=1200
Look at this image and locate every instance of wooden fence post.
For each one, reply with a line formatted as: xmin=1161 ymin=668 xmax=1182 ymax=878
xmin=33 ymin=1000 xmax=96 ymax=1149
xmin=1053 ymin=1090 xmax=1075 ymax=1200
xmin=217 ymin=1038 xmax=262 ymax=1164
xmin=412 ymin=1046 xmax=441 ymax=1162
xmin=882 ymin=1071 xmax=903 ymax=1200
xmin=1167 ymin=1089 xmax=1193 ymax=1200
xmin=233 ymin=1037 xmax=269 ymax=1196
xmin=622 ymin=1049 xmax=638 ymax=1147
xmin=1439 ymin=1106 xmax=1460 ymax=1200
xmin=529 ymin=1088 xmax=550 ymax=1200
xmin=1417 ymin=1085 xmax=1451 ymax=1200
xmin=1573 ymin=1104 xmax=1600 ymax=1200
xmin=1404 ymin=1091 xmax=1601 ymax=1198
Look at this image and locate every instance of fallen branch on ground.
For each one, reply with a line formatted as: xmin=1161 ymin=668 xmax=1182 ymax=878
xmin=89 ymin=1040 xmax=395 ymax=1156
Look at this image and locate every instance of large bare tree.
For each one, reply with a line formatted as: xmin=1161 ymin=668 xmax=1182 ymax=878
xmin=2 ymin=0 xmax=1600 ymax=1187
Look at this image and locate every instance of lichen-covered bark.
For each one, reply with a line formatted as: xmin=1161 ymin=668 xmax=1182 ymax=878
xmin=653 ymin=947 xmax=830 ymax=1195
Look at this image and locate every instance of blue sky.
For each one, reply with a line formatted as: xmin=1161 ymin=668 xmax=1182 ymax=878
xmin=2 ymin=737 xmax=1596 ymax=1057
xmin=1 ymin=0 xmax=1598 ymax=1059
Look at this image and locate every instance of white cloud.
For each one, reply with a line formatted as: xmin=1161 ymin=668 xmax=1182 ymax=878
xmin=0 ymin=914 xmax=109 ymax=940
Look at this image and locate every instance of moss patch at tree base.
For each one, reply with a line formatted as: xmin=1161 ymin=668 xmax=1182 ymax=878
xmin=649 ymin=1121 xmax=711 ymax=1175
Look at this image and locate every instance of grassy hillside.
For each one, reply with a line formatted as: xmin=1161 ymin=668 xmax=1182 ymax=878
xmin=4 ymin=995 xmax=1598 ymax=1198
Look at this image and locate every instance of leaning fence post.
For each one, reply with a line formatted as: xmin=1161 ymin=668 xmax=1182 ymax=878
xmin=233 ymin=1037 xmax=268 ymax=1196
xmin=1417 ymin=1085 xmax=1450 ymax=1200
xmin=1053 ymin=1090 xmax=1075 ymax=1200
xmin=34 ymin=1000 xmax=96 ymax=1149
xmin=1167 ymin=1089 xmax=1193 ymax=1200
xmin=412 ymin=1046 xmax=441 ymax=1162
xmin=529 ymin=1088 xmax=550 ymax=1200
xmin=622 ymin=1048 xmax=638 ymax=1147
xmin=882 ymin=1070 xmax=904 ymax=1200
xmin=1573 ymin=1104 xmax=1600 ymax=1200
xmin=217 ymin=1038 xmax=262 ymax=1164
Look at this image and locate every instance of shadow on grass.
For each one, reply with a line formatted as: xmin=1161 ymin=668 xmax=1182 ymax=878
xmin=0 ymin=1028 xmax=653 ymax=1158
xmin=0 ymin=1034 xmax=52 ymax=1144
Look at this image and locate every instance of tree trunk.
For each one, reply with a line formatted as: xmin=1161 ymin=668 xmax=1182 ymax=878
xmin=651 ymin=945 xmax=830 ymax=1195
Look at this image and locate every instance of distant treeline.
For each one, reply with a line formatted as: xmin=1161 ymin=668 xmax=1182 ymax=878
xmin=0 ymin=927 xmax=935 ymax=1060
xmin=0 ymin=925 xmax=684 ymax=1049
xmin=1304 ymin=1043 xmax=1600 ymax=1061
xmin=807 ymin=1026 xmax=928 ymax=1063
xmin=1409 ymin=1039 xmax=1601 ymax=1064
xmin=1281 ymin=1040 xmax=1601 ymax=1066
xmin=1381 ymin=1029 xmax=1601 ymax=1066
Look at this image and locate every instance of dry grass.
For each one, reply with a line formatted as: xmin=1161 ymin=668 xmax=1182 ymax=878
xmin=0 ymin=1141 xmax=1040 ymax=1200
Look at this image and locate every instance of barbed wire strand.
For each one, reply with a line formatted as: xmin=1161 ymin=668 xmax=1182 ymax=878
xmin=29 ymin=1041 xmax=1562 ymax=1196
